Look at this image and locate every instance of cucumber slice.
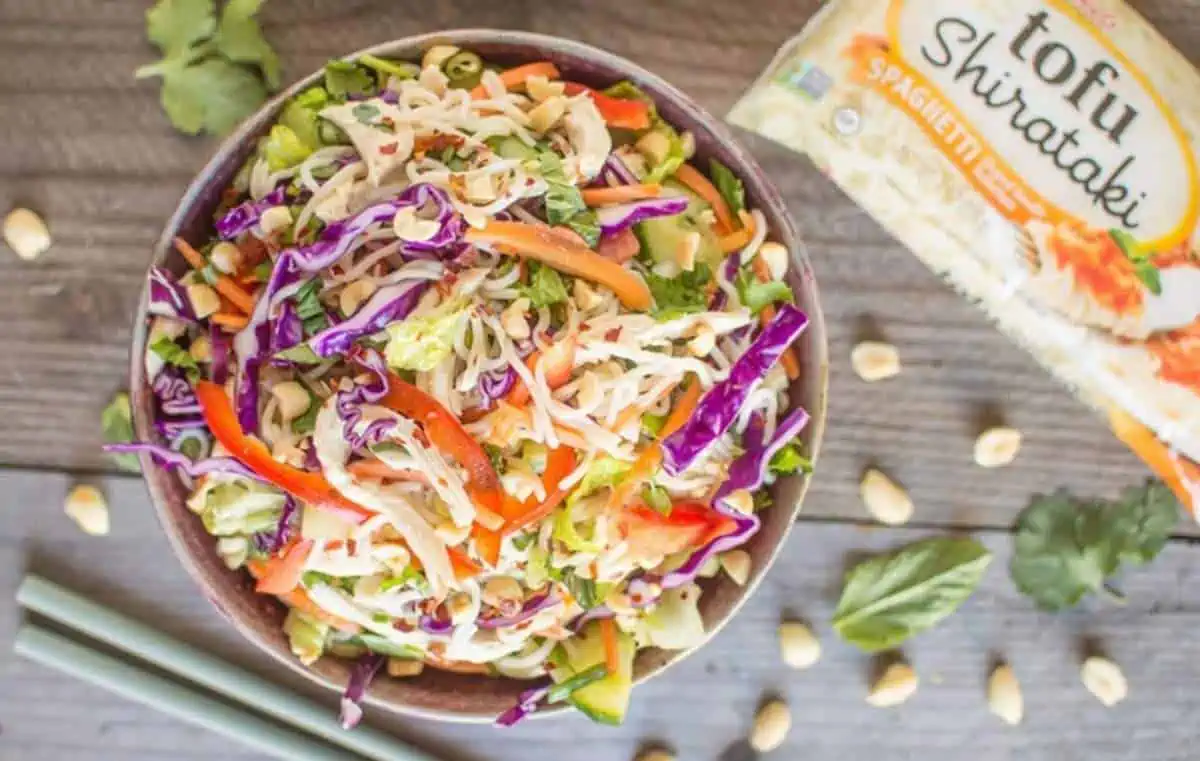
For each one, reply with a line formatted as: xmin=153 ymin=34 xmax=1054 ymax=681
xmin=489 ymin=135 xmax=539 ymax=162
xmin=634 ymin=180 xmax=723 ymax=270
xmin=560 ymin=622 xmax=635 ymax=725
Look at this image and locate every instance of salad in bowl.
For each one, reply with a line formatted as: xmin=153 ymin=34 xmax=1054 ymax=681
xmin=114 ymin=38 xmax=818 ymax=727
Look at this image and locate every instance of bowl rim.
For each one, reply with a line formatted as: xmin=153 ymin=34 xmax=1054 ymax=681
xmin=129 ymin=28 xmax=829 ymax=724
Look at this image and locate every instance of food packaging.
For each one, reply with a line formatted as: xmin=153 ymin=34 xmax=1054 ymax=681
xmin=729 ymin=0 xmax=1200 ymax=516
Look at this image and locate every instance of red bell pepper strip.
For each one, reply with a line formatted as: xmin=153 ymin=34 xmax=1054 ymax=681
xmin=617 ymin=501 xmax=737 ymax=558
xmin=194 ymin=381 xmax=376 ymax=524
xmin=254 ymin=539 xmax=313 ymax=595
xmin=562 ymin=82 xmax=652 ymax=130
xmin=472 ymin=525 xmax=504 ymax=569
xmin=380 ymin=372 xmax=505 ymax=516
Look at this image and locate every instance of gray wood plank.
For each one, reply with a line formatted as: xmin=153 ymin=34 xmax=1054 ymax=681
xmin=4 ymin=0 xmax=1200 ymax=532
xmin=2 ymin=471 xmax=1199 ymax=761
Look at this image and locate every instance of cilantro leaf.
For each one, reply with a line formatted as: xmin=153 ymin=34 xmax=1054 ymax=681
xmin=1009 ymin=482 xmax=1179 ymax=611
xmin=646 ymin=264 xmax=711 ymax=321
xmin=735 ymin=267 xmax=794 ymax=314
xmin=146 ymin=0 xmax=216 ymax=57
xmin=324 ymin=60 xmax=376 ymax=100
xmin=769 ymin=442 xmax=811 ymax=476
xmin=214 ymin=0 xmax=280 ymax=88
xmin=149 ymin=336 xmax=201 ymax=380
xmin=521 ymin=262 xmax=570 ymax=308
xmin=160 ymin=57 xmax=269 ymax=136
xmin=1108 ymin=481 xmax=1180 ymax=564
xmin=709 ymin=159 xmax=745 ymax=216
xmin=101 ymin=392 xmax=140 ymax=472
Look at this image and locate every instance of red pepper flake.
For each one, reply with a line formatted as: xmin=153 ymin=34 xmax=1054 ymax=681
xmin=380 ymin=142 xmax=399 ymax=155
xmin=605 ymin=327 xmax=622 ymax=341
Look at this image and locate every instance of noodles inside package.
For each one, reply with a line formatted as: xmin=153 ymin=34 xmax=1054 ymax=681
xmin=730 ymin=0 xmax=1200 ymax=515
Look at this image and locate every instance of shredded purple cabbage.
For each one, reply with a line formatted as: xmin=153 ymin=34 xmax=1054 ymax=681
xmin=478 ymin=367 xmax=517 ymax=408
xmin=598 ymin=153 xmax=639 ymax=186
xmin=210 ymin=324 xmax=231 ymax=385
xmin=657 ymin=408 xmax=810 ymax=591
xmin=336 ymin=348 xmax=394 ymax=450
xmin=306 ymin=280 xmax=427 ymax=358
xmin=253 ymin=495 xmax=297 ymax=554
xmin=568 ymin=605 xmax=614 ymax=632
xmin=102 ymin=443 xmax=264 ymax=482
xmin=147 ymin=267 xmax=196 ymax=322
xmin=154 ymin=415 xmax=207 ymax=437
xmin=233 ymin=184 xmax=462 ymax=433
xmin=153 ymin=369 xmax=201 ymax=416
xmin=595 ymin=195 xmax=688 ymax=238
xmin=339 ymin=653 xmax=385 ymax=730
xmin=476 ymin=593 xmax=560 ymax=630
xmin=270 ymin=300 xmax=304 ymax=355
xmin=661 ymin=304 xmax=809 ymax=475
xmin=495 ymin=682 xmax=552 ymax=727
xmin=215 ymin=186 xmax=287 ymax=239
xmin=418 ymin=615 xmax=454 ymax=635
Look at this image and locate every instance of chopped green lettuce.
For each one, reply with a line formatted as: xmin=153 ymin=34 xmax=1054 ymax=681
xmin=383 ymin=299 xmax=468 ymax=372
xmin=521 ymin=262 xmax=569 ymax=309
xmin=735 ymin=268 xmax=794 ymax=315
xmin=283 ymin=609 xmax=329 ymax=666
xmin=708 ymin=159 xmax=745 ymax=216
xmin=263 ymin=124 xmax=313 ymax=172
xmin=186 ymin=477 xmax=288 ymax=536
xmin=636 ymin=585 xmax=706 ymax=650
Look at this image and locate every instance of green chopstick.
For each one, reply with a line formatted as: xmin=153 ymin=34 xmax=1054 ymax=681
xmin=16 ymin=574 xmax=437 ymax=761
xmin=15 ymin=625 xmax=354 ymax=761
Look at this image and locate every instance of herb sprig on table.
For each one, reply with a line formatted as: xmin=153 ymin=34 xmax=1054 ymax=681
xmin=1010 ymin=481 xmax=1180 ymax=611
xmin=136 ymin=0 xmax=280 ymax=136
xmin=832 ymin=536 xmax=992 ymax=652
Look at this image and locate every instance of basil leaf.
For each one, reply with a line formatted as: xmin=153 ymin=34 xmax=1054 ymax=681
xmin=832 ymin=537 xmax=991 ymax=652
xmin=709 ymin=159 xmax=745 ymax=216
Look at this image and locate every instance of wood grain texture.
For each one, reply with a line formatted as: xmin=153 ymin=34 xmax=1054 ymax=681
xmin=4 ymin=0 xmax=1200 ymax=532
xmin=2 ymin=0 xmax=1200 ymax=532
xmin=3 ymin=471 xmax=1200 ymax=761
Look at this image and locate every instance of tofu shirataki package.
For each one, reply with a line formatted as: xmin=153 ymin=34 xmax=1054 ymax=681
xmin=729 ymin=0 xmax=1200 ymax=516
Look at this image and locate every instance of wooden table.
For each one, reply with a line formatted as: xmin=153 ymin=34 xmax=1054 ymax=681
xmin=1 ymin=1 xmax=1198 ymax=759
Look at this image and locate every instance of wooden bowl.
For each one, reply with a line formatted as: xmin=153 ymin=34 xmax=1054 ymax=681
xmin=129 ymin=29 xmax=829 ymax=723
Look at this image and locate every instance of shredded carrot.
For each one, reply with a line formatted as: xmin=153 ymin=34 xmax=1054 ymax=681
xmin=211 ymin=311 xmax=249 ymax=330
xmin=447 ymin=546 xmax=484 ymax=581
xmin=599 ymin=618 xmax=620 ymax=675
xmin=174 ymin=237 xmax=257 ymax=314
xmin=580 ymin=183 xmax=663 ymax=207
xmin=470 ymin=61 xmax=561 ymax=98
xmin=718 ymin=211 xmax=757 ymax=253
xmin=253 ymin=539 xmax=314 ymax=595
xmin=502 ymin=486 xmax=570 ymax=536
xmin=610 ymin=382 xmax=677 ymax=435
xmin=674 ymin=164 xmax=736 ymax=234
xmin=750 ymin=256 xmax=800 ymax=380
xmin=473 ymin=526 xmax=503 ymax=568
xmin=413 ymin=133 xmax=465 ymax=156
xmin=466 ymin=221 xmax=652 ymax=310
xmin=662 ymin=378 xmax=703 ymax=438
